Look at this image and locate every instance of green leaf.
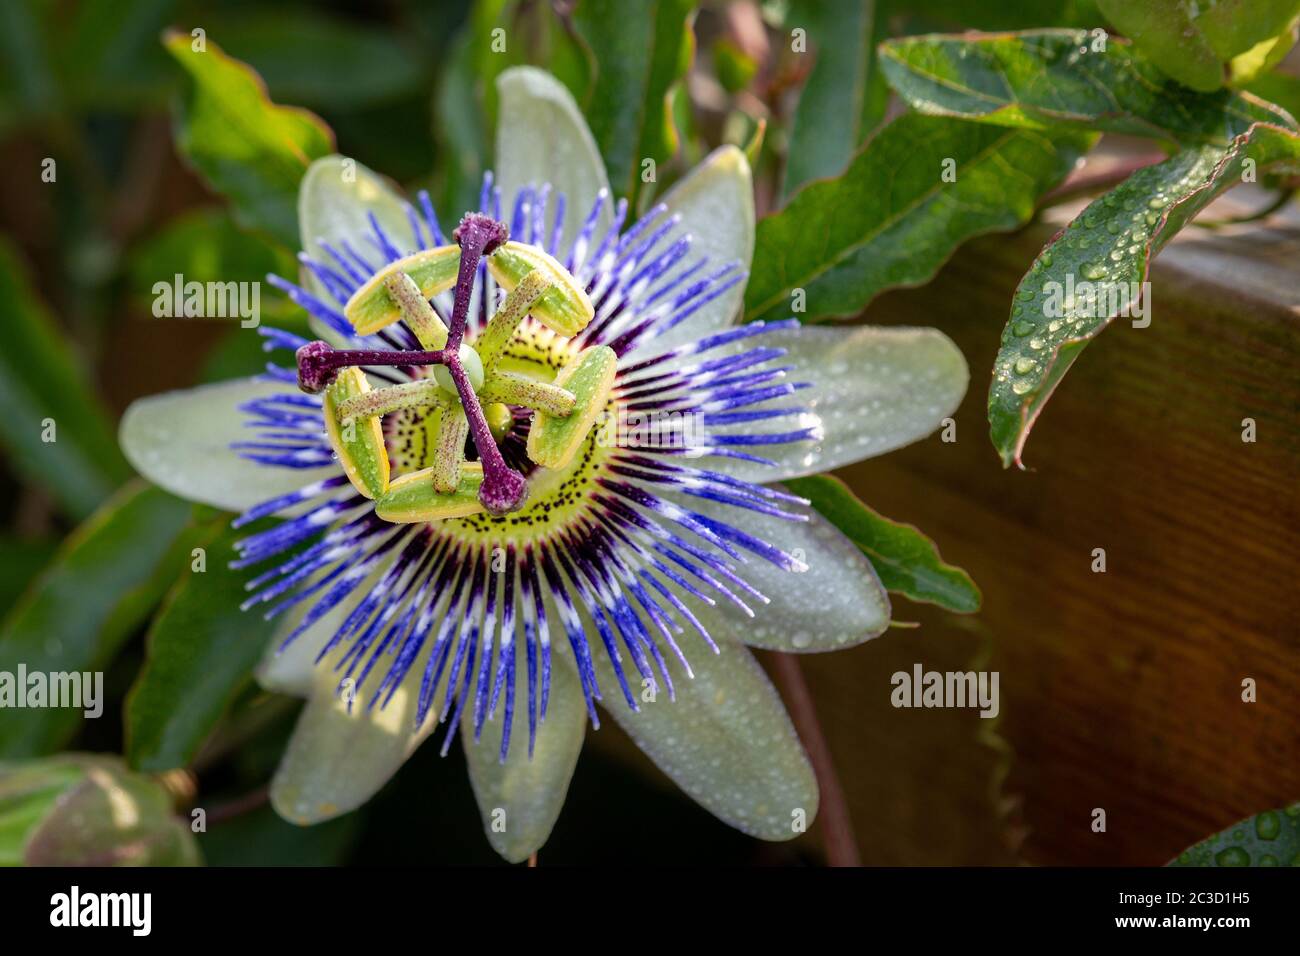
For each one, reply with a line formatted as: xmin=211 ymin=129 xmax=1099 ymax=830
xmin=59 ymin=0 xmax=179 ymax=112
xmin=0 ymin=537 xmax=56 ymax=613
xmin=989 ymin=123 xmax=1300 ymax=467
xmin=202 ymin=12 xmax=426 ymax=112
xmin=0 ymin=238 xmax=130 ymax=519
xmin=1169 ymin=803 xmax=1300 ymax=866
xmin=128 ymin=207 xmax=310 ymax=382
xmin=782 ymin=0 xmax=888 ymax=197
xmin=478 ymin=1 xmax=593 ymax=125
xmin=574 ymin=0 xmax=696 ymax=206
xmin=712 ymin=38 xmax=757 ymax=94
xmin=879 ymin=30 xmax=1296 ymax=146
xmin=0 ymin=482 xmax=196 ymax=758
xmin=435 ymin=1 xmax=594 ymax=216
xmin=128 ymin=207 xmax=298 ymax=314
xmin=1096 ymin=0 xmax=1300 ymax=92
xmin=0 ymin=0 xmax=56 ymax=120
xmin=125 ymin=518 xmax=279 ymax=772
xmin=1246 ymin=72 xmax=1300 ymax=123
xmin=164 ymin=28 xmax=334 ymax=247
xmin=197 ymin=804 xmax=357 ymax=866
xmin=880 ymin=0 xmax=1103 ymax=31
xmin=744 ymin=114 xmax=1090 ymax=323
xmin=435 ymin=22 xmax=492 ymax=218
xmin=786 ymin=474 xmax=980 ymax=613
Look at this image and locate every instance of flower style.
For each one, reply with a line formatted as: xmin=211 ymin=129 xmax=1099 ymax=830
xmin=120 ymin=68 xmax=968 ymax=861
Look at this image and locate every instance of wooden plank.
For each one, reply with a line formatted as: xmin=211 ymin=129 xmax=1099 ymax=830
xmin=825 ymin=214 xmax=1299 ymax=865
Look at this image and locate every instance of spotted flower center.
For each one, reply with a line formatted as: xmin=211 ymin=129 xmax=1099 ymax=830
xmin=385 ymin=328 xmax=615 ymax=546
xmin=242 ymin=176 xmax=824 ymax=761
xmin=294 ymin=213 xmax=616 ymax=522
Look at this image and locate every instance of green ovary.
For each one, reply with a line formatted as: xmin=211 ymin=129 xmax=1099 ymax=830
xmin=376 ymin=326 xmax=618 ymax=547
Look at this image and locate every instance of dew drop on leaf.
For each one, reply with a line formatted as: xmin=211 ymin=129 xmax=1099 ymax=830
xmin=1215 ymin=846 xmax=1250 ymax=866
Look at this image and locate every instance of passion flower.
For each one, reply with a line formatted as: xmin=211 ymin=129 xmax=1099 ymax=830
xmin=120 ymin=68 xmax=968 ymax=862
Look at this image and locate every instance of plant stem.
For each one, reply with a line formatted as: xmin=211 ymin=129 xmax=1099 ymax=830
xmin=206 ymin=786 xmax=270 ymax=826
xmin=767 ymin=652 xmax=861 ymax=866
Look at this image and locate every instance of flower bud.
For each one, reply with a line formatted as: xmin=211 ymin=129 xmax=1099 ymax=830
xmin=0 ymin=755 xmax=200 ymax=866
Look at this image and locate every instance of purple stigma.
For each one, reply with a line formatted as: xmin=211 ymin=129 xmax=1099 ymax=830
xmin=444 ymin=215 xmax=527 ymax=514
xmin=446 ymin=214 xmax=509 ymax=349
xmin=297 ymin=212 xmax=530 ymax=515
xmin=295 ymin=340 xmax=445 ymax=394
xmin=452 ymin=212 xmax=510 ymax=255
xmin=296 ymin=340 xmax=341 ymax=393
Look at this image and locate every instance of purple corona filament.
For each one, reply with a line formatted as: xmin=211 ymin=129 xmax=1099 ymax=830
xmin=245 ymin=173 xmax=824 ymax=762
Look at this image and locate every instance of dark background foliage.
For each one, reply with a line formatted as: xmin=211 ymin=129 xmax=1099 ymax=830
xmin=1 ymin=0 xmax=1296 ymax=866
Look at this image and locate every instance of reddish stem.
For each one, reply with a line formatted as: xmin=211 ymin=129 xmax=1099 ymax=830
xmin=768 ymin=652 xmax=861 ymax=867
xmin=205 ymin=785 xmax=270 ymax=826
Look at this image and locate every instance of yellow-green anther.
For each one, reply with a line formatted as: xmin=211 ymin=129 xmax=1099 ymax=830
xmin=376 ymin=464 xmax=486 ymax=523
xmin=526 ymin=345 xmax=618 ymax=470
xmin=486 ymin=241 xmax=595 ymax=337
xmin=431 ymin=343 xmax=484 ymax=395
xmin=432 ymin=403 xmax=470 ymax=493
xmin=480 ymin=370 xmax=577 ymax=417
xmin=322 ymin=367 xmax=390 ymax=499
xmin=384 ymin=271 xmax=448 ymax=350
xmin=335 ymin=378 xmax=448 ymax=423
xmin=475 ymin=269 xmax=551 ymax=370
xmin=344 ymin=245 xmax=461 ymax=335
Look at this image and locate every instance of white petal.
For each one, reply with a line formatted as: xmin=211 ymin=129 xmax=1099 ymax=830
xmin=650 ymin=145 xmax=755 ymax=351
xmin=271 ymin=666 xmax=434 ymax=825
xmin=299 ymin=154 xmax=416 ymax=267
xmin=495 ymin=67 xmax=611 ymax=253
xmin=664 ymin=489 xmax=890 ymax=652
xmin=594 ymin=640 xmax=817 ymax=841
xmin=704 ymin=325 xmax=968 ymax=483
xmin=461 ymin=660 xmax=586 ymax=863
xmin=119 ymin=378 xmax=336 ymax=512
xmin=256 ymin=563 xmax=394 ymax=697
xmin=297 ymin=155 xmax=418 ymax=343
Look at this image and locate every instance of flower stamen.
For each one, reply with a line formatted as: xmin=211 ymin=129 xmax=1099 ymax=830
xmin=294 ymin=210 xmax=612 ymax=519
